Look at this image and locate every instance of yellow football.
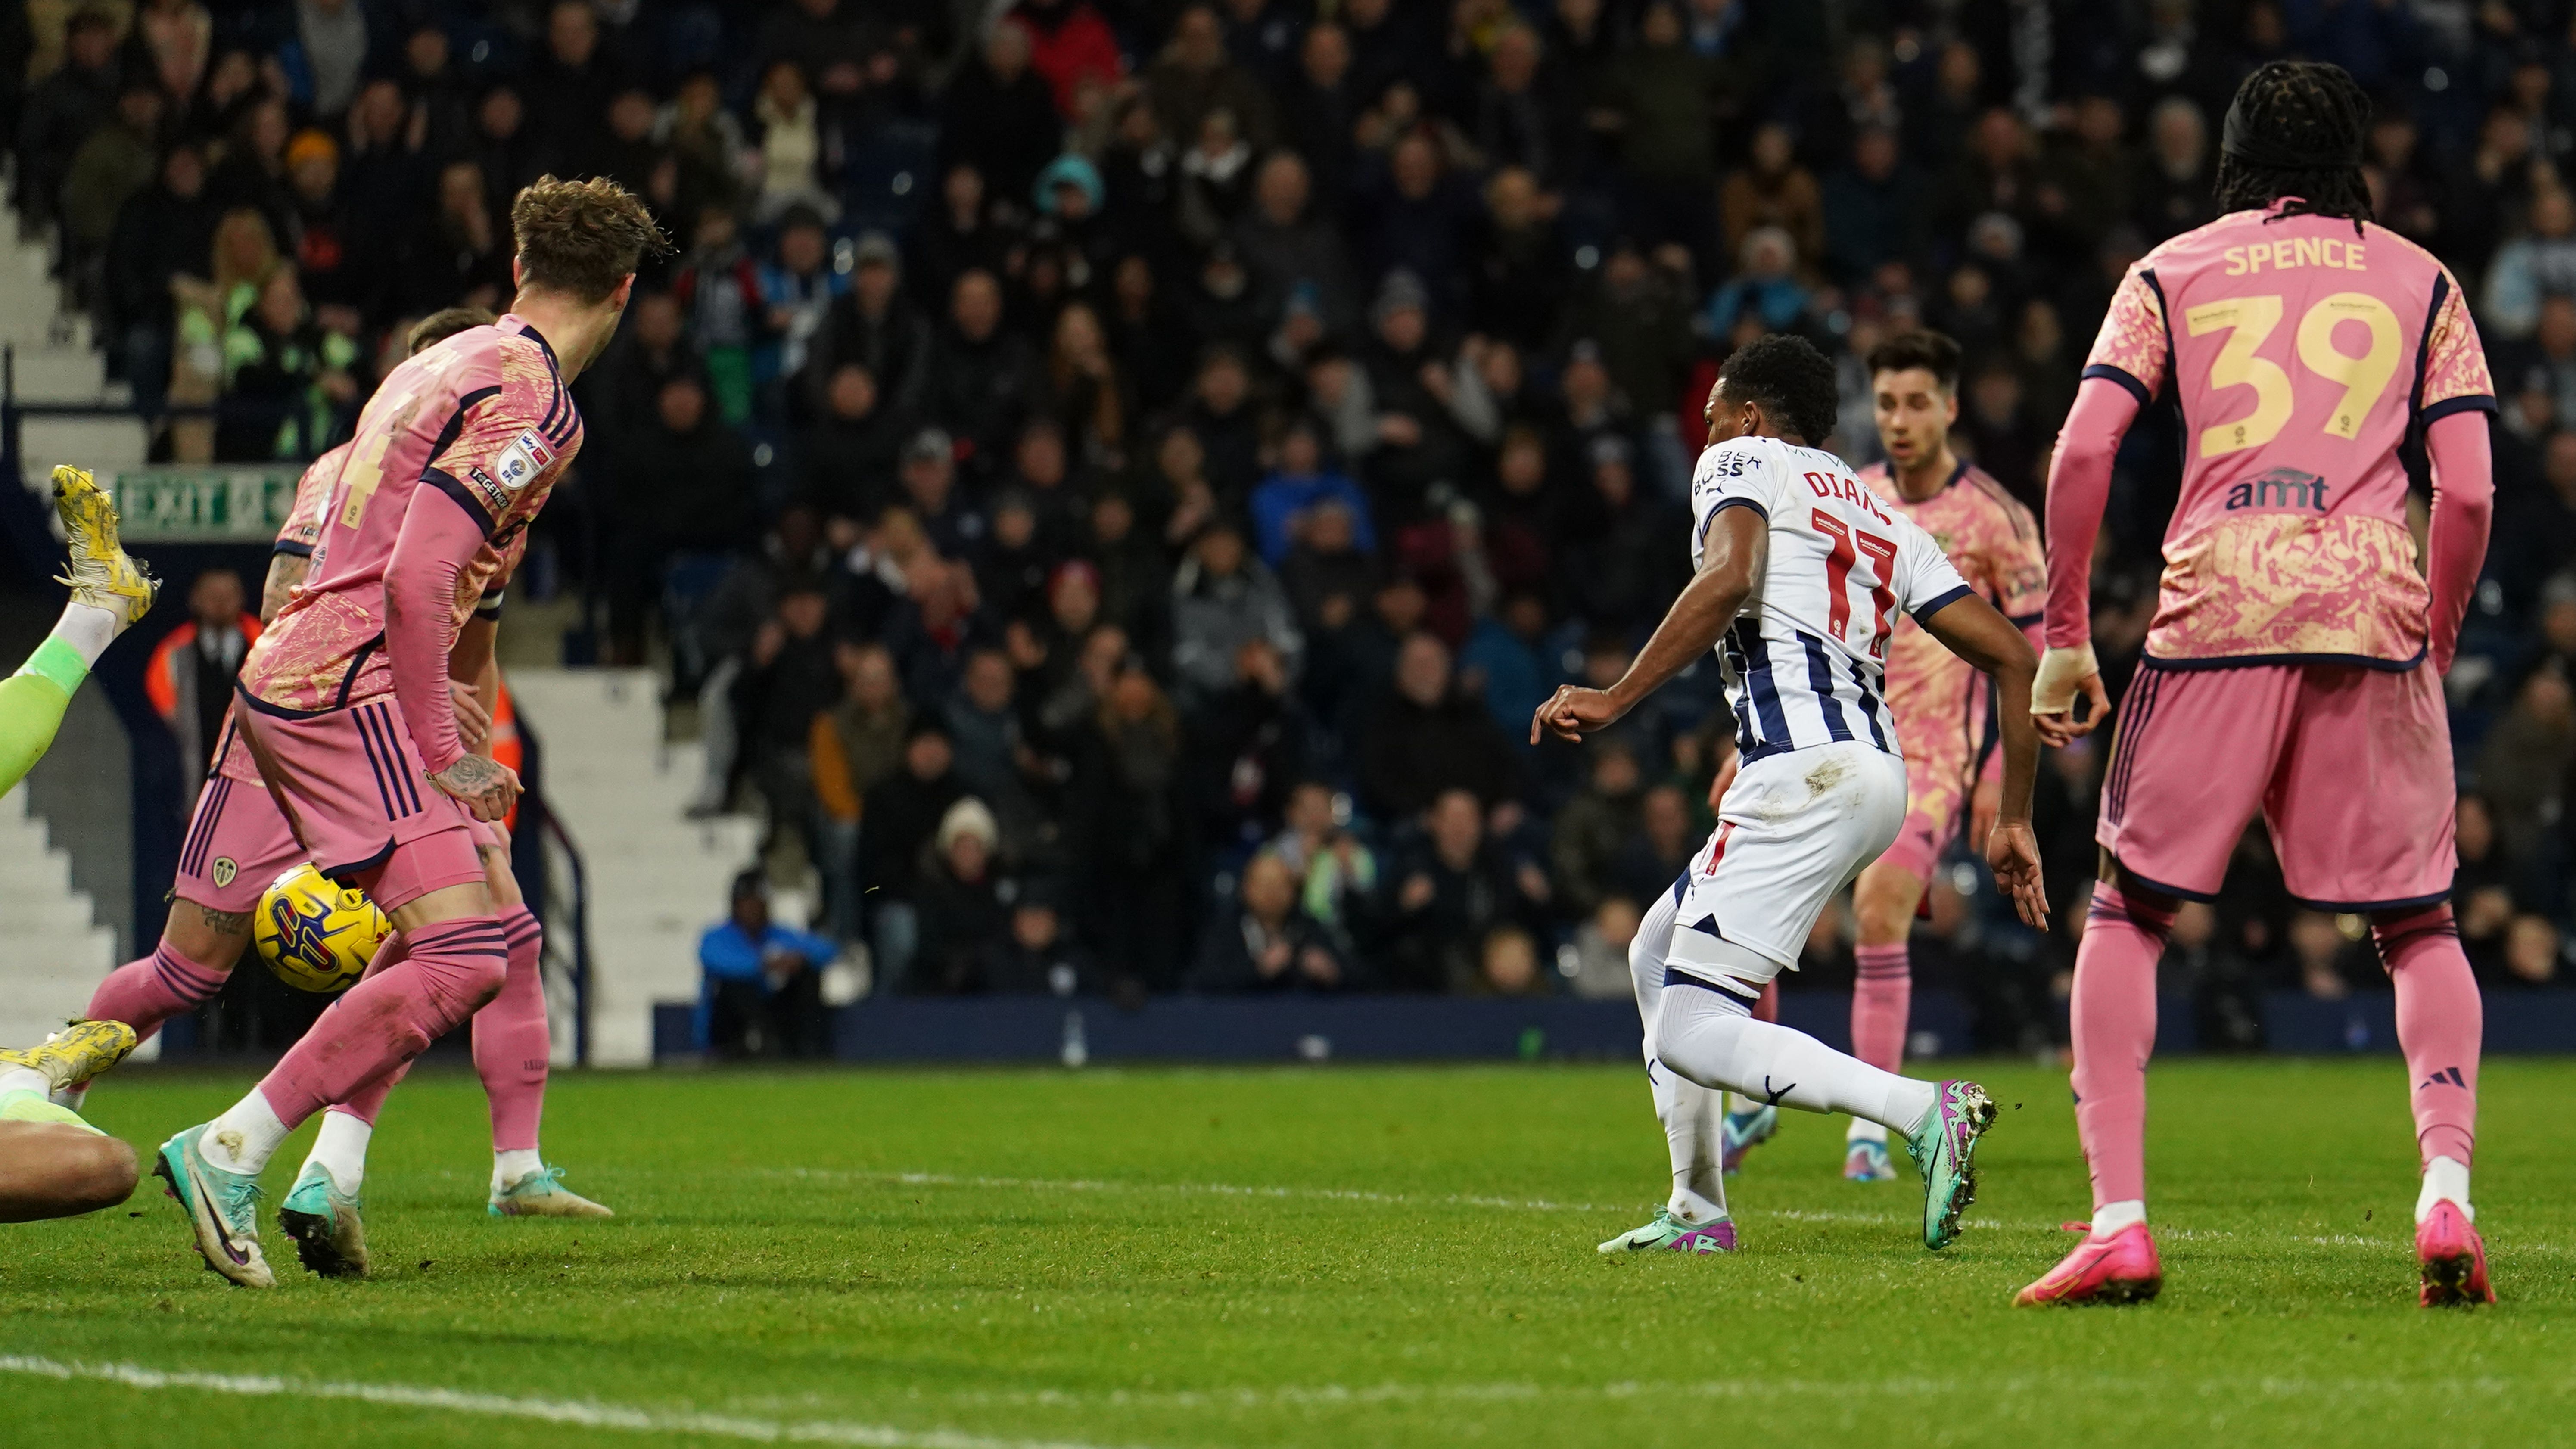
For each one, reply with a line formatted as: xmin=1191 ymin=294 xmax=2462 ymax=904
xmin=253 ymin=864 xmax=391 ymax=993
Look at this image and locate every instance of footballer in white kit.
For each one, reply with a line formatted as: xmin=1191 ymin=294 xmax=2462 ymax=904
xmin=1532 ymin=336 xmax=2053 ymax=1255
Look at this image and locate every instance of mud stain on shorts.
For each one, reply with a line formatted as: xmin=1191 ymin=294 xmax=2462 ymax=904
xmin=1803 ymin=755 xmax=1851 ymax=800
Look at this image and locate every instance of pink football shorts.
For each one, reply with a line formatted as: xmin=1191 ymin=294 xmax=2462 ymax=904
xmin=233 ymin=693 xmax=487 ymax=912
xmin=172 ymin=765 xmax=306 ymax=914
xmin=2097 ymin=661 xmax=2455 ymax=911
xmin=1878 ymin=763 xmax=1971 ymax=884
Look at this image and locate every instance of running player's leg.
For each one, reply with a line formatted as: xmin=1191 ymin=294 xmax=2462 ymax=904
xmin=1848 ymin=846 xmax=1933 ymax=1178
xmin=2020 ymin=666 xmax=2287 ymax=1305
xmin=2268 ymin=662 xmax=2491 ymax=1303
xmin=161 ymin=706 xmax=503 ymax=1287
xmin=0 ymin=1020 xmax=141 ymax=1222
xmin=0 ymin=467 xmax=158 ymax=796
xmin=1647 ymin=743 xmax=1996 ymax=1248
xmin=84 ymin=740 xmax=299 ymax=1064
xmin=1599 ymin=877 xmax=1733 ymax=1253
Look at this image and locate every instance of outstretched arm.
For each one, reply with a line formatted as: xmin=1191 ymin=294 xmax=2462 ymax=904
xmin=2032 ymin=374 xmax=2140 ymax=741
xmin=1920 ymin=591 xmax=2049 ymax=928
xmin=1533 ymin=506 xmax=1765 ymax=743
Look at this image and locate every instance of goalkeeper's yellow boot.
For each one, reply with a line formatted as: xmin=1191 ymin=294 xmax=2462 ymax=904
xmin=51 ymin=465 xmax=158 ymax=628
xmin=0 ymin=1020 xmax=139 ymax=1096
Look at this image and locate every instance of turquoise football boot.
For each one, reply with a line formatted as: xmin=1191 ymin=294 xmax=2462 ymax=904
xmin=1843 ymin=1138 xmax=1898 ymax=1182
xmin=1720 ymin=1101 xmax=1777 ymax=1175
xmin=153 ymin=1124 xmax=273 ymax=1288
xmin=279 ymin=1163 xmax=370 ymax=1279
xmin=490 ymin=1163 xmax=614 ymax=1219
xmin=1598 ymin=1208 xmax=1739 ymax=1254
xmin=1903 ymin=1079 xmax=1997 ymax=1250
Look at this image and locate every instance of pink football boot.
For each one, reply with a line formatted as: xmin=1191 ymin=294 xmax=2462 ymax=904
xmin=2416 ymin=1200 xmax=2495 ymax=1307
xmin=2013 ymin=1222 xmax=2162 ymax=1306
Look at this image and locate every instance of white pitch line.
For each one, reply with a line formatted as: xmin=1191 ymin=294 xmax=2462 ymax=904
xmin=935 ymin=1372 xmax=2564 ymax=1412
xmin=0 ymin=1356 xmax=1143 ymax=1449
xmin=775 ymin=1168 xmax=2438 ymax=1249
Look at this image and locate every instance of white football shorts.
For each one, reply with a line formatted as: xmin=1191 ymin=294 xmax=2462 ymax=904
xmin=1664 ymin=740 xmax=1908 ymax=982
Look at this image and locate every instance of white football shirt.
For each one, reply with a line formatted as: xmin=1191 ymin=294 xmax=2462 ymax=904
xmin=1689 ymin=435 xmax=1974 ymax=764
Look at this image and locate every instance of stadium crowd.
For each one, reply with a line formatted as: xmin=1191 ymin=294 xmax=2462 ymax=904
xmin=14 ymin=0 xmax=2576 ymax=1051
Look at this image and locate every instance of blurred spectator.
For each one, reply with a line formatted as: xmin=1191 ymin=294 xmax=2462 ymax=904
xmin=804 ymin=232 xmax=932 ymax=420
xmin=1549 ymin=741 xmax=1643 ymax=919
xmin=144 ymin=569 xmax=257 ymax=804
xmin=1067 ymin=662 xmax=1188 ymax=989
xmin=810 ymin=643 xmax=908 ymax=940
xmin=60 ymin=79 xmax=163 ymax=276
xmin=1191 ymin=851 xmax=1348 ymax=992
xmin=923 ymin=269 xmax=1040 ymax=472
xmin=856 ymin=722 xmax=965 ymax=988
xmin=1186 ymin=635 xmax=1313 ymax=851
xmin=940 ymin=20 xmax=1061 ymax=211
xmin=1357 ymin=633 xmax=1521 ymax=819
xmin=1250 ymin=420 xmax=1371 ymax=566
xmin=1562 ymin=896 xmax=1643 ymax=1001
xmin=697 ymin=871 xmax=835 ymax=1058
xmin=1171 ymin=519 xmax=1303 ymax=707
xmin=800 ymin=364 xmax=908 ymax=525
xmin=1720 ymin=123 xmax=1823 ymax=269
xmin=976 ymin=881 xmax=1101 ymax=995
xmin=18 ymin=6 xmax=121 ymax=238
xmin=103 ymin=140 xmax=216 ymax=417
xmin=1475 ymin=925 xmax=1549 ymax=997
xmin=912 ymin=797 xmax=1008 ymax=994
xmin=2476 ymin=661 xmax=2574 ymax=870
xmin=1383 ymin=788 xmax=1547 ymax=992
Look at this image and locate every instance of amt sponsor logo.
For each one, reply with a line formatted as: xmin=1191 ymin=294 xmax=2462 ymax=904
xmin=2222 ymin=466 xmax=2330 ymax=512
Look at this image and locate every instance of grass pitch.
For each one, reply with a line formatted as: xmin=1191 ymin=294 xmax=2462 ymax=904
xmin=1 ymin=1057 xmax=2567 ymax=1448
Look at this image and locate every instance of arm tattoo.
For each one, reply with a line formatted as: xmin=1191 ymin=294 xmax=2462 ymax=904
xmin=260 ymin=556 xmax=310 ymax=623
xmin=195 ymin=904 xmax=253 ymax=935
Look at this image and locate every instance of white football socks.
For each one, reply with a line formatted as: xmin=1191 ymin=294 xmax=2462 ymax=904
xmin=199 ymin=1091 xmax=291 ymax=1175
xmin=304 ymin=1111 xmax=372 ymax=1191
xmin=51 ymin=601 xmax=121 ymax=665
xmin=1655 ymin=982 xmax=1938 ymax=1136
xmin=494 ymin=1148 xmax=544 ymax=1192
xmin=1846 ymin=1116 xmax=1888 ymax=1145
xmin=0 ymin=1064 xmax=47 ymax=1097
xmin=2091 ymin=1199 xmax=2147 ymax=1238
xmin=1655 ymin=1068 xmax=1729 ymax=1224
xmin=2417 ymin=1156 xmax=2472 ymax=1223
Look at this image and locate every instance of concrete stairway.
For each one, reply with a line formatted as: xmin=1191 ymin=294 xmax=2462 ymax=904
xmin=0 ymin=783 xmax=127 ymax=1056
xmin=509 ymin=668 xmax=760 ymax=1067
xmin=0 ymin=224 xmax=148 ymax=475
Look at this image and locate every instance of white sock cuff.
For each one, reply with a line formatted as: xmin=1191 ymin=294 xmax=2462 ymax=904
xmin=2417 ymin=1156 xmax=2472 ymax=1223
xmin=306 ymin=1111 xmax=373 ymax=1190
xmin=493 ymin=1147 xmax=545 ymax=1190
xmin=2091 ymin=1199 xmax=2147 ymax=1237
xmin=52 ymin=601 xmax=121 ymax=665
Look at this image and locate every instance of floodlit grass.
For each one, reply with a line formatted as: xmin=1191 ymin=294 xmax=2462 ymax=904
xmin=2 ymin=1057 xmax=2567 ymax=1448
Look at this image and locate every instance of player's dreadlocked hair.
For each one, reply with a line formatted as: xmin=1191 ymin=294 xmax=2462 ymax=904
xmin=1717 ymin=334 xmax=1842 ymax=446
xmin=2212 ymin=61 xmax=2374 ymax=235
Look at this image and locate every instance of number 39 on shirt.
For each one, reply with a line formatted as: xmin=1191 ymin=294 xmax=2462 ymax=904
xmin=2184 ymin=291 xmax=2402 ymax=458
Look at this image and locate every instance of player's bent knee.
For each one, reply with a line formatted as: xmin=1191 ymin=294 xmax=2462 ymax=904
xmin=35 ymin=1133 xmax=141 ymax=1217
xmin=2370 ymin=902 xmax=2457 ymax=961
xmin=161 ymin=899 xmax=250 ymax=970
xmin=1851 ymin=866 xmax=1922 ymax=945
